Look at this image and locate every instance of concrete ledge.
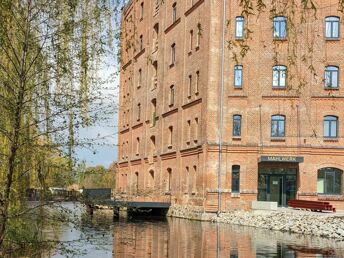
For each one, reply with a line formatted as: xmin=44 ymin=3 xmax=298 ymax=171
xmin=251 ymin=201 xmax=278 ymax=211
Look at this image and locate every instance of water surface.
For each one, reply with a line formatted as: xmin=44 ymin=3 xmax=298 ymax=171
xmin=47 ymin=203 xmax=344 ymax=257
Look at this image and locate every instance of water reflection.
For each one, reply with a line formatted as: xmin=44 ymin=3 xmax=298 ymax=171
xmin=113 ymin=217 xmax=344 ymax=258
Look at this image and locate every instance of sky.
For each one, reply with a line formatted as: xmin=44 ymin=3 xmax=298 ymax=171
xmin=75 ymin=62 xmax=120 ymax=168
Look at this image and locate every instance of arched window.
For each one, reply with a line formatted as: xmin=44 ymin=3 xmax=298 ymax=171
xmin=149 ymin=170 xmax=154 ymax=187
xmin=324 ymin=66 xmax=339 ymax=88
xmin=167 ymin=168 xmax=172 ymax=192
xmin=324 ymin=116 xmax=338 ymax=138
xmin=271 ymin=115 xmax=285 ymax=137
xmin=317 ymin=168 xmax=342 ymax=195
xmin=272 ymin=65 xmax=287 ymax=88
xmin=273 ymin=16 xmax=287 ymax=39
xmin=172 ymin=3 xmax=177 ymax=23
xmin=325 ymin=16 xmax=340 ymax=39
xmin=233 ymin=115 xmax=242 ymax=137
xmin=235 ymin=16 xmax=244 ymax=39
xmin=232 ymin=165 xmax=240 ymax=193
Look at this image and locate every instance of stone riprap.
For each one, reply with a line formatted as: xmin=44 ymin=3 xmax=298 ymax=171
xmin=167 ymin=205 xmax=344 ymax=240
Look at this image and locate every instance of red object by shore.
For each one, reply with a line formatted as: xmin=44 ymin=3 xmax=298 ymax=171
xmin=288 ymin=200 xmax=336 ymax=212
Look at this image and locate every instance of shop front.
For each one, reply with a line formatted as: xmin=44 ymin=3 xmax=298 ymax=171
xmin=257 ymin=156 xmax=304 ymax=207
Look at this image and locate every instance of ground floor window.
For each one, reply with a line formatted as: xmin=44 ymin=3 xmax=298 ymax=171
xmin=317 ymin=167 xmax=342 ymax=195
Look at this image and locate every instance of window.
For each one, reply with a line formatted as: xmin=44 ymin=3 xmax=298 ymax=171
xmin=273 ymin=16 xmax=287 ymax=39
xmin=325 ymin=16 xmax=340 ymax=39
xmin=188 ymin=75 xmax=192 ymax=98
xmin=137 ymin=103 xmax=141 ymax=121
xmin=233 ymin=115 xmax=241 ymax=137
xmin=138 ymin=68 xmax=142 ymax=88
xmin=149 ymin=170 xmax=154 ymax=187
xmin=195 ymin=71 xmax=200 ymax=94
xmin=136 ymin=137 xmax=140 ymax=155
xmin=189 ymin=30 xmax=193 ymax=52
xmin=167 ymin=168 xmax=172 ymax=192
xmin=271 ymin=115 xmax=285 ymax=137
xmin=324 ymin=66 xmax=339 ymax=88
xmin=172 ymin=3 xmax=177 ymax=23
xmin=140 ymin=2 xmax=144 ymax=19
xmin=168 ymin=126 xmax=173 ymax=147
xmin=196 ymin=23 xmax=201 ymax=48
xmin=169 ymin=85 xmax=175 ymax=106
xmin=272 ymin=65 xmax=287 ymax=88
xmin=235 ymin=16 xmax=244 ymax=39
xmin=194 ymin=117 xmax=199 ymax=143
xmin=324 ymin=116 xmax=338 ymax=138
xmin=318 ymin=168 xmax=342 ymax=195
xmin=150 ymin=135 xmax=156 ymax=154
xmin=171 ymin=43 xmax=176 ymax=65
xmin=139 ymin=35 xmax=143 ymax=51
xmin=234 ymin=65 xmax=243 ymax=88
xmin=151 ymin=98 xmax=157 ymax=126
xmin=232 ymin=165 xmax=240 ymax=193
xmin=187 ymin=120 xmax=191 ymax=144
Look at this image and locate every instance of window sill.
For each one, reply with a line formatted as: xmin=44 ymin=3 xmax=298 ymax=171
xmin=271 ymin=137 xmax=285 ymax=142
xmin=195 ymin=91 xmax=199 ymax=96
xmin=235 ymin=38 xmax=244 ymax=41
xmin=169 ymin=63 xmax=175 ymax=69
xmin=272 ymin=87 xmax=287 ymax=90
xmin=195 ymin=46 xmax=200 ymax=51
xmin=193 ymin=139 xmax=198 ymax=144
xmin=168 ymin=103 xmax=174 ymax=108
xmin=325 ymin=38 xmax=340 ymax=41
xmin=273 ymin=38 xmax=287 ymax=41
xmin=324 ymin=87 xmax=339 ymax=90
xmin=164 ymin=191 xmax=171 ymax=195
xmin=234 ymin=86 xmax=243 ymax=90
xmin=186 ymin=141 xmax=191 ymax=145
xmin=167 ymin=145 xmax=173 ymax=149
xmin=232 ymin=136 xmax=241 ymax=141
xmin=318 ymin=194 xmax=343 ymax=201
xmin=323 ymin=138 xmax=338 ymax=142
xmin=188 ymin=50 xmax=192 ymax=56
xmin=137 ymin=85 xmax=141 ymax=89
xmin=140 ymin=17 xmax=143 ymax=22
xmin=231 ymin=192 xmax=240 ymax=198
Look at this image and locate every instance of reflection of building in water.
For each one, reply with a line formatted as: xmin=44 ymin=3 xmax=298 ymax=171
xmin=112 ymin=218 xmax=343 ymax=257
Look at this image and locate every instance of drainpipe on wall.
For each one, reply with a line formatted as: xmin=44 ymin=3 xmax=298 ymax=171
xmin=218 ymin=0 xmax=227 ymax=215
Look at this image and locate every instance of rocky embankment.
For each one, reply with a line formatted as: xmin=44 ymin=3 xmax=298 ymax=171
xmin=167 ymin=205 xmax=344 ymax=240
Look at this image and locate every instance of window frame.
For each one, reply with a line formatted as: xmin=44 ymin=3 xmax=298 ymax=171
xmin=172 ymin=3 xmax=177 ymax=23
xmin=317 ymin=167 xmax=342 ymax=195
xmin=232 ymin=165 xmax=240 ymax=193
xmin=323 ymin=115 xmax=338 ymax=138
xmin=271 ymin=115 xmax=286 ymax=138
xmin=273 ymin=16 xmax=287 ymax=39
xmin=235 ymin=16 xmax=244 ymax=39
xmin=272 ymin=65 xmax=287 ymax=88
xmin=233 ymin=115 xmax=242 ymax=137
xmin=324 ymin=66 xmax=339 ymax=89
xmin=325 ymin=16 xmax=340 ymax=40
xmin=234 ymin=65 xmax=243 ymax=88
xmin=171 ymin=43 xmax=176 ymax=66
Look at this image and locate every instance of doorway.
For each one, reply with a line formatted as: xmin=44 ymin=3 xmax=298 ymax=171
xmin=258 ymin=166 xmax=297 ymax=207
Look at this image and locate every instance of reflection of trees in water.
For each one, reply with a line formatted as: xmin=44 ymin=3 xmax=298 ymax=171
xmin=113 ymin=217 xmax=344 ymax=258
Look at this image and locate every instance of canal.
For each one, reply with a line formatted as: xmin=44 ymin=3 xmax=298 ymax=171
xmin=46 ymin=203 xmax=344 ymax=257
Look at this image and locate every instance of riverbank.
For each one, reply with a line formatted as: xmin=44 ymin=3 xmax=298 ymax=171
xmin=167 ymin=205 xmax=344 ymax=240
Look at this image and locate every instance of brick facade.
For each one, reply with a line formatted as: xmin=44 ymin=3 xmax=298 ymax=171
xmin=116 ymin=0 xmax=344 ymax=211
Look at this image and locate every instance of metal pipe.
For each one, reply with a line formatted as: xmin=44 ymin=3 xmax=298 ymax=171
xmin=217 ymin=0 xmax=227 ymax=215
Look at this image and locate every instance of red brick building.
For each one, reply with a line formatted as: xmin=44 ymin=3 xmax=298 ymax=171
xmin=116 ymin=0 xmax=344 ymax=211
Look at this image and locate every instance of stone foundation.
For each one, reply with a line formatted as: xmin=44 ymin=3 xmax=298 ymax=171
xmin=167 ymin=205 xmax=344 ymax=240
